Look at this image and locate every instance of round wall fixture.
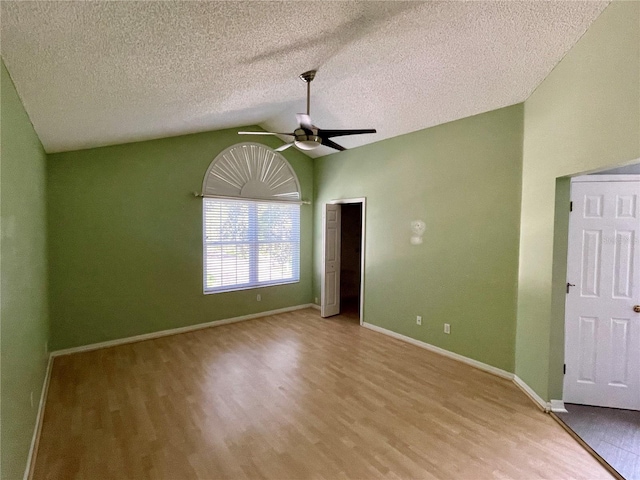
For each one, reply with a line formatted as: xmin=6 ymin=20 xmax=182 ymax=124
xmin=410 ymin=220 xmax=426 ymax=245
xmin=411 ymin=220 xmax=426 ymax=236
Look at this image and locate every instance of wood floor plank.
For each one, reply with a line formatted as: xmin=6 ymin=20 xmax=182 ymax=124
xmin=33 ymin=309 xmax=611 ymax=479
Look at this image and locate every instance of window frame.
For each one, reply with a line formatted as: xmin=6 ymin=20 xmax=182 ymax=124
xmin=202 ymin=197 xmax=301 ymax=294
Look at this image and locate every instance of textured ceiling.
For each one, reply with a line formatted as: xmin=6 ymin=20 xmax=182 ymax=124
xmin=1 ymin=1 xmax=609 ymax=156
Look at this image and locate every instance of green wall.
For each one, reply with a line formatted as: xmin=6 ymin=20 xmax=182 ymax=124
xmin=1 ymin=60 xmax=50 ymax=480
xmin=314 ymin=105 xmax=524 ymax=372
xmin=516 ymin=0 xmax=640 ymax=400
xmin=47 ymin=131 xmax=313 ymax=350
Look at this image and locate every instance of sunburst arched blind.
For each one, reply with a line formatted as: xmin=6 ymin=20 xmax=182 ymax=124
xmin=201 ymin=143 xmax=301 ymax=294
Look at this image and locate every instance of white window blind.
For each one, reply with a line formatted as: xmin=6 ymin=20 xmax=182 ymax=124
xmin=203 ymin=198 xmax=300 ymax=293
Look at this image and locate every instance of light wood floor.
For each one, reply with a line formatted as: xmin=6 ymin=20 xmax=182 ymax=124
xmin=33 ymin=309 xmax=610 ymax=479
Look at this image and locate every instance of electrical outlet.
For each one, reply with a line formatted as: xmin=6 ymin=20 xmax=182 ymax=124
xmin=256 ymin=294 xmax=261 ymax=301
xmin=416 ymin=316 xmax=422 ymax=326
xmin=444 ymin=323 xmax=451 ymax=334
xmin=315 ymin=297 xmax=318 ymax=304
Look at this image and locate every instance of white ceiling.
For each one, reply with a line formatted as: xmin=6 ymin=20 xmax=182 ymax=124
xmin=1 ymin=1 xmax=609 ymax=156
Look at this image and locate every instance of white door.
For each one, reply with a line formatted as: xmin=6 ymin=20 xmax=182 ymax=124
xmin=564 ymin=177 xmax=640 ymax=410
xmin=322 ymin=204 xmax=341 ymax=317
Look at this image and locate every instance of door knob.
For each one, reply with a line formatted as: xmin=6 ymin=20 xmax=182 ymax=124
xmin=634 ymin=305 xmax=640 ymax=313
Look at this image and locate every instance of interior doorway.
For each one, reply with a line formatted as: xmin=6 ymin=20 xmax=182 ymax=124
xmin=321 ymin=198 xmax=366 ymax=324
xmin=339 ymin=203 xmax=362 ymax=321
xmin=558 ymin=165 xmax=640 ymax=480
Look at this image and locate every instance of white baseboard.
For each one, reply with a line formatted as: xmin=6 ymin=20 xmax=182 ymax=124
xmin=361 ymin=322 xmax=514 ymax=380
xmin=23 ymin=354 xmax=53 ymax=480
xmin=550 ymin=399 xmax=568 ymax=413
xmin=51 ymin=304 xmax=315 ymax=357
xmin=513 ymin=375 xmax=551 ymax=412
xmin=310 ymin=304 xmax=321 ymax=311
xmin=361 ymin=322 xmax=557 ymax=413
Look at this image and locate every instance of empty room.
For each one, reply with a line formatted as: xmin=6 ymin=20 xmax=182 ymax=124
xmin=1 ymin=1 xmax=639 ymax=479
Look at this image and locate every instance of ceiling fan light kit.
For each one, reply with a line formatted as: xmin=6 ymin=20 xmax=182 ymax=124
xmin=239 ymin=70 xmax=376 ymax=152
xmin=293 ymin=138 xmax=322 ymax=151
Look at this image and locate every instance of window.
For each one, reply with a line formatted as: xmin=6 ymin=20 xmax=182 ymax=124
xmin=203 ymin=198 xmax=300 ymax=293
xmin=201 ymin=142 xmax=302 ymax=294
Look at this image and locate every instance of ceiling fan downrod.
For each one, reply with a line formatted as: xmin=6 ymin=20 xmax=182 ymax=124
xmin=299 ymin=70 xmax=316 ymax=116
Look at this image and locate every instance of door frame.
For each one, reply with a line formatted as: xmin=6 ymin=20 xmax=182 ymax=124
xmin=322 ymin=197 xmax=367 ymax=325
xmin=570 ymin=174 xmax=640 ymax=183
xmin=562 ymin=173 xmax=640 ymax=407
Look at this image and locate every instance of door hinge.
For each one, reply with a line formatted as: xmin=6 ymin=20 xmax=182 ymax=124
xmin=569 ymin=201 xmax=573 ymax=212
xmin=563 ymin=364 xmax=566 ymax=375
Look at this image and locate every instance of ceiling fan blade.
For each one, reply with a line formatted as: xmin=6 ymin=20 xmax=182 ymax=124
xmin=296 ymin=113 xmax=314 ymax=130
xmin=275 ymin=143 xmax=295 ymax=152
xmin=321 ymin=138 xmax=346 ymax=151
xmin=318 ymin=129 xmax=376 ymax=138
xmin=238 ymin=131 xmax=295 ymax=136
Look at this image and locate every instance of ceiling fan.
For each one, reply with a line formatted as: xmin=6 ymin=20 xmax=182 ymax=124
xmin=239 ymin=70 xmax=376 ymax=152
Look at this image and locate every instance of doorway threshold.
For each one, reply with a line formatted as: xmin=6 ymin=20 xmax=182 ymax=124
xmin=552 ymin=404 xmax=639 ymax=479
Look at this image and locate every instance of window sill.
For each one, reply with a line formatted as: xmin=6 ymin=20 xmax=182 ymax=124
xmin=203 ymin=280 xmax=299 ymax=295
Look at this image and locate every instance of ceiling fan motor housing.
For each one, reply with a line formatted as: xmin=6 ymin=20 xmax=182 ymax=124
xmin=293 ymin=127 xmax=322 ymax=150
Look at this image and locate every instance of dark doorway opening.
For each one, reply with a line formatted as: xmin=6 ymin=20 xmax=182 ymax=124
xmin=339 ymin=203 xmax=362 ymax=322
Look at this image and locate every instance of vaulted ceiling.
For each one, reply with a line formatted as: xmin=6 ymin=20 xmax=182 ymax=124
xmin=1 ymin=1 xmax=609 ymax=157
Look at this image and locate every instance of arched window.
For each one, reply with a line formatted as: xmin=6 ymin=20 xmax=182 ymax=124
xmin=201 ymin=143 xmax=302 ymax=293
